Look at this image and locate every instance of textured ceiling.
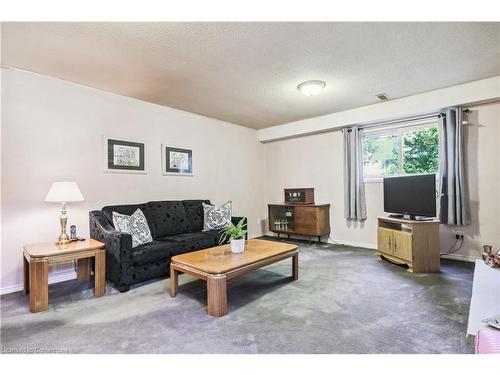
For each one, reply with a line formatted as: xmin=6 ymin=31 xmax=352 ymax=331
xmin=2 ymin=22 xmax=499 ymax=129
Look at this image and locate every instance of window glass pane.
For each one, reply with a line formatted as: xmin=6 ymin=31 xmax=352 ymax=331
xmin=402 ymin=127 xmax=439 ymax=174
xmin=362 ymin=133 xmax=400 ymax=177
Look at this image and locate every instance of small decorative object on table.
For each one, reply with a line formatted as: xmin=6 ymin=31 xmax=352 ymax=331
xmin=70 ymin=225 xmax=77 ymax=240
xmin=482 ymin=245 xmax=500 ymax=268
xmin=69 ymin=225 xmax=85 ymax=241
xmin=219 ymin=218 xmax=247 ymax=253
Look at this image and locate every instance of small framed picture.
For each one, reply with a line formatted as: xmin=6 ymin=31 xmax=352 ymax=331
xmin=104 ymin=137 xmax=146 ymax=174
xmin=162 ymin=145 xmax=193 ymax=176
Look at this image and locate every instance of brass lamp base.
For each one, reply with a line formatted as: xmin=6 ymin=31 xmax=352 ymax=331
xmin=55 ymin=202 xmax=70 ymax=246
xmin=56 ymin=235 xmax=71 ymax=246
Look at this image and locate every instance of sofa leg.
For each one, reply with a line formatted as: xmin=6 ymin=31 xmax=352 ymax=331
xmin=117 ymin=285 xmax=130 ymax=293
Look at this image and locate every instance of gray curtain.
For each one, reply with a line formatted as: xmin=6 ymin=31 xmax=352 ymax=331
xmin=439 ymin=108 xmax=470 ymax=225
xmin=343 ymin=126 xmax=367 ymax=220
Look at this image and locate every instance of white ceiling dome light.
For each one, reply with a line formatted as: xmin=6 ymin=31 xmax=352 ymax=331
xmin=297 ymin=80 xmax=326 ymax=96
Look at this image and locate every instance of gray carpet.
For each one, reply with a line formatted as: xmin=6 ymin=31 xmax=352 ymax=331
xmin=0 ymin=238 xmax=474 ymax=354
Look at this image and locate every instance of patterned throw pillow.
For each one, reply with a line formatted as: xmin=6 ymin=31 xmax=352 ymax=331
xmin=203 ymin=201 xmax=232 ymax=231
xmin=112 ymin=209 xmax=153 ymax=248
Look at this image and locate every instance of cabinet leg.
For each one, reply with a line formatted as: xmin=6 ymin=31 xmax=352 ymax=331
xmin=29 ymin=260 xmax=48 ymax=313
xmin=292 ymin=253 xmax=299 ymax=280
xmin=94 ymin=250 xmax=106 ymax=297
xmin=318 ymin=236 xmax=321 ymax=243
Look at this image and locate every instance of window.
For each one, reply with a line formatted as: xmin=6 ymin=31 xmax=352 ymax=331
xmin=362 ymin=123 xmax=439 ymax=179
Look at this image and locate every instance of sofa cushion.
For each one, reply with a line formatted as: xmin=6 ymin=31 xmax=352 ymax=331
xmin=147 ymin=200 xmax=190 ymax=238
xmin=157 ymin=231 xmax=218 ymax=256
xmin=112 ymin=209 xmax=153 ymax=248
xmin=102 ymin=203 xmax=148 ymax=227
xmin=130 ymin=240 xmax=176 ymax=266
xmin=203 ymin=201 xmax=232 ymax=231
xmin=183 ymin=200 xmax=210 ymax=232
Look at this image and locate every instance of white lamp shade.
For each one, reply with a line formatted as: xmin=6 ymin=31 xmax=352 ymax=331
xmin=44 ymin=181 xmax=84 ymax=203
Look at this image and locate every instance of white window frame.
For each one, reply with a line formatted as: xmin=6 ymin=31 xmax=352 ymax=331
xmin=361 ymin=119 xmax=440 ymax=183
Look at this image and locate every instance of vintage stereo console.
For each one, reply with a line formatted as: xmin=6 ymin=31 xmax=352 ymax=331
xmin=284 ymin=188 xmax=314 ymax=205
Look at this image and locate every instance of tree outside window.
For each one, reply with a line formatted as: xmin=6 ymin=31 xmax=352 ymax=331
xmin=362 ymin=124 xmax=439 ymax=179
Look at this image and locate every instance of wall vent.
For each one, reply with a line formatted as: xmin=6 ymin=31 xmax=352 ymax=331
xmin=376 ymin=93 xmax=389 ymax=101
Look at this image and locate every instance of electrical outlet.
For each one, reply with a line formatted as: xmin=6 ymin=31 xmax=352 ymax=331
xmin=455 ymin=234 xmax=464 ymax=240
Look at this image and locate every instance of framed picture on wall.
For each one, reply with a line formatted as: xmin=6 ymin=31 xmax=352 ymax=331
xmin=162 ymin=145 xmax=193 ymax=176
xmin=104 ymin=137 xmax=146 ymax=174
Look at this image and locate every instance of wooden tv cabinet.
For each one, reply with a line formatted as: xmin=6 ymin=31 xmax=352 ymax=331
xmin=376 ymin=216 xmax=441 ymax=273
xmin=268 ymin=203 xmax=330 ymax=243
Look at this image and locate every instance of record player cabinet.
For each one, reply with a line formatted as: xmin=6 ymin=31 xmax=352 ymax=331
xmin=268 ymin=203 xmax=330 ymax=243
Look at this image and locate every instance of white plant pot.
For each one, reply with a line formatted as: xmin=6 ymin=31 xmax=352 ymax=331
xmin=230 ymin=239 xmax=245 ymax=253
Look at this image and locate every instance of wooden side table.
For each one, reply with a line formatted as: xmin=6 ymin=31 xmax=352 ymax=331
xmin=23 ymin=239 xmax=106 ymax=313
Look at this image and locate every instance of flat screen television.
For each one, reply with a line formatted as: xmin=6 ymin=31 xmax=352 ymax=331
xmin=383 ymin=174 xmax=436 ymax=219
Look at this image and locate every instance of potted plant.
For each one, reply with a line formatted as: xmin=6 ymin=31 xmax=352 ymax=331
xmin=219 ymin=218 xmax=247 ymax=253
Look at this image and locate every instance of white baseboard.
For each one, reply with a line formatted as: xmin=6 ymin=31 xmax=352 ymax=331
xmin=263 ymin=231 xmax=377 ymax=250
xmin=440 ymin=253 xmax=479 ymax=263
xmin=0 ymin=269 xmax=77 ymax=296
xmin=328 ymin=238 xmax=377 ymax=250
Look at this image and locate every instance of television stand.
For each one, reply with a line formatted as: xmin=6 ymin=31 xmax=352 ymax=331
xmin=377 ymin=216 xmax=441 ymax=273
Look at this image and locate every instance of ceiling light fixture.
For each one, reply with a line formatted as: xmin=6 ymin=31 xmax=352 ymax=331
xmin=297 ymin=80 xmax=326 ymax=97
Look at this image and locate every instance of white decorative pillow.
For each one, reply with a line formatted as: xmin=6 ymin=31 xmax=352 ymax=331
xmin=112 ymin=212 xmax=131 ymax=234
xmin=203 ymin=201 xmax=232 ymax=231
xmin=112 ymin=209 xmax=153 ymax=248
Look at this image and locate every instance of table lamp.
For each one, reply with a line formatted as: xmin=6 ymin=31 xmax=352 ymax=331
xmin=45 ymin=181 xmax=84 ymax=245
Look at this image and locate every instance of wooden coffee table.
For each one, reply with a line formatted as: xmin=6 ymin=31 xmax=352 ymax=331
xmin=169 ymin=239 xmax=298 ymax=317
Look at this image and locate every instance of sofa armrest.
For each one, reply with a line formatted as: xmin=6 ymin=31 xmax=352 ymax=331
xmin=231 ymin=216 xmax=248 ymax=240
xmin=89 ymin=210 xmax=133 ymax=261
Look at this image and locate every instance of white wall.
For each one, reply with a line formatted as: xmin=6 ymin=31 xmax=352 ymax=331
xmin=264 ymin=102 xmax=500 ymax=258
xmin=1 ymin=68 xmax=267 ymax=292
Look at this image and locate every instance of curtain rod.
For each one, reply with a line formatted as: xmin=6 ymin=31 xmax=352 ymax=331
xmin=342 ymin=108 xmax=469 ymax=131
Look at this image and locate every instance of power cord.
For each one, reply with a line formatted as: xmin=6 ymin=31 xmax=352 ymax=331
xmin=441 ymin=237 xmax=464 ymax=256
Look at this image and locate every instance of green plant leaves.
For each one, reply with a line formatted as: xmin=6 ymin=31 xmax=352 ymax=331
xmin=218 ymin=218 xmax=247 ymax=245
